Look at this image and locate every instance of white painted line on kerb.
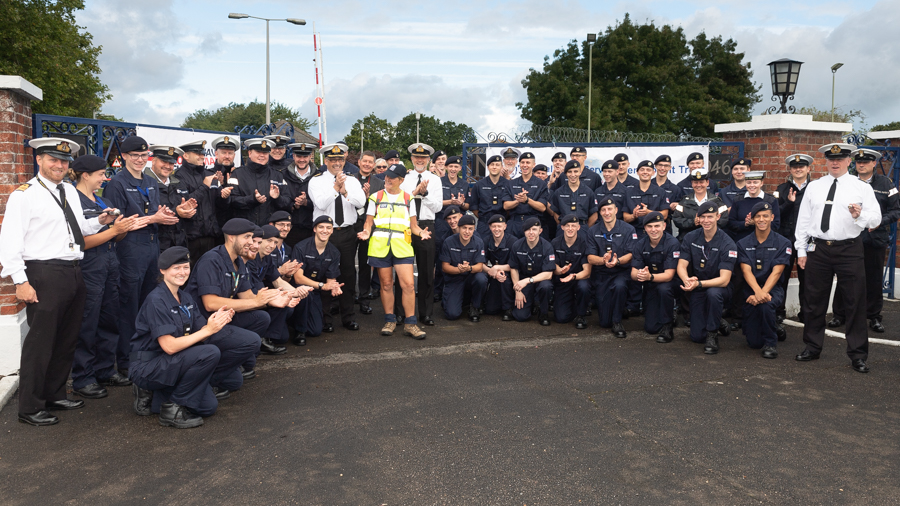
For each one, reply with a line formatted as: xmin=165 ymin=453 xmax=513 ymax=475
xmin=782 ymin=319 xmax=900 ymax=347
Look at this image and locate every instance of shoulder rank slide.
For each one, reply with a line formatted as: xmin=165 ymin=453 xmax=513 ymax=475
xmin=15 ymin=183 xmax=31 ymax=192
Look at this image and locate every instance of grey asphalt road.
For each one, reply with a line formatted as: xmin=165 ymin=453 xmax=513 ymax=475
xmin=2 ymin=302 xmax=899 ymax=505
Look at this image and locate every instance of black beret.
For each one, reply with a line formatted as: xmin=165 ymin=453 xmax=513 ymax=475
xmin=750 ymin=201 xmax=773 ymax=218
xmin=551 ymin=152 xmax=566 ymax=161
xmin=697 ymin=202 xmax=719 ymax=216
xmin=614 ymin=153 xmax=628 ymax=162
xmin=384 ymin=149 xmax=400 ymax=159
xmin=642 ymin=211 xmax=665 ymax=226
xmin=444 ymin=205 xmax=462 ymax=216
xmin=570 ymin=146 xmax=586 ymax=155
xmin=120 ymin=136 xmax=149 ymax=153
xmin=457 ymin=215 xmax=476 ymax=227
xmin=600 ymin=160 xmax=617 ymax=171
xmin=313 ymin=215 xmax=334 ymax=227
xmin=733 ymin=158 xmax=752 ymax=167
xmin=533 ymin=164 xmax=548 ymax=173
xmin=488 ymin=214 xmax=506 ymax=224
xmin=252 ymin=227 xmax=264 ymax=238
xmin=559 ymin=214 xmax=579 ymax=226
xmin=487 ymin=155 xmax=503 ymax=165
xmin=523 ymin=217 xmax=541 ymax=230
xmin=431 ymin=150 xmax=446 ymax=162
xmin=654 ymin=154 xmax=671 ymax=165
xmin=446 ymin=155 xmax=462 ymax=165
xmin=598 ymin=198 xmax=617 ymax=209
xmin=636 ymin=160 xmax=654 ymax=170
xmin=268 ymin=211 xmax=292 ymax=223
xmin=687 ymin=152 xmax=704 ymax=162
xmin=261 ymin=225 xmax=280 ymax=239
xmin=564 ymin=160 xmax=582 ymax=172
xmin=222 ymin=218 xmax=258 ymax=236
xmin=71 ymin=155 xmax=107 ymax=173
xmin=158 ymin=246 xmax=190 ymax=269
xmin=519 ymin=152 xmax=535 ymax=161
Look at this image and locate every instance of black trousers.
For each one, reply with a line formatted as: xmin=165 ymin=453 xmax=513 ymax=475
xmin=832 ymin=243 xmax=886 ymax=321
xmin=801 ymin=238 xmax=868 ymax=360
xmin=19 ymin=261 xmax=86 ymax=415
xmin=187 ymin=236 xmax=216 ymax=267
xmin=777 ymin=248 xmax=805 ymax=318
xmin=331 ymin=227 xmax=358 ymax=324
xmin=356 ymin=238 xmax=374 ymax=295
xmin=395 ymin=220 xmax=436 ymax=319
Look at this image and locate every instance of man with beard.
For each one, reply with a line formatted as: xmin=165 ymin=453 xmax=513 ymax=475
xmin=225 ymin=138 xmax=291 ymax=226
xmin=178 ymin=139 xmax=223 ymax=262
xmin=282 ymin=142 xmax=317 ymax=246
xmin=144 ymin=144 xmax=194 ymax=252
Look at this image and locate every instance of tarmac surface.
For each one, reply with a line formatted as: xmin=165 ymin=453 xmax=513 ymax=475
xmin=2 ymin=298 xmax=899 ymax=505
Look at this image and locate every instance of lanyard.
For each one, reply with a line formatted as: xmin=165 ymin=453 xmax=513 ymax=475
xmin=278 ymin=245 xmax=286 ymax=263
xmin=230 ymin=272 xmax=241 ymax=296
xmin=178 ymin=305 xmax=191 ymax=320
xmin=94 ymin=195 xmax=108 ymax=209
xmin=37 ymin=178 xmax=74 ymax=242
xmin=700 ymin=245 xmax=709 ymax=261
xmin=135 ymin=184 xmax=150 ymax=214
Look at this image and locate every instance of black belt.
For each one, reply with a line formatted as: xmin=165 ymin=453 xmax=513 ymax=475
xmin=25 ymin=259 xmax=80 ymax=267
xmin=811 ymin=236 xmax=859 ymax=247
xmin=130 ymin=350 xmax=163 ymax=363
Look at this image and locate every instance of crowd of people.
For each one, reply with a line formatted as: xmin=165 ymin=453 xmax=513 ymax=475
xmin=1 ymin=134 xmax=897 ymax=429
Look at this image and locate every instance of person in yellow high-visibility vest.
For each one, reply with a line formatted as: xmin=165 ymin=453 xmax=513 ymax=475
xmin=357 ymin=164 xmax=432 ymax=339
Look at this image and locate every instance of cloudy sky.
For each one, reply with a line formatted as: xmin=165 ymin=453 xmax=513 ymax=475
xmin=78 ymin=0 xmax=899 ymax=143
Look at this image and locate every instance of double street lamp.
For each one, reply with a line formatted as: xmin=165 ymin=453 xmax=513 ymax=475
xmin=228 ymin=13 xmax=306 ymax=126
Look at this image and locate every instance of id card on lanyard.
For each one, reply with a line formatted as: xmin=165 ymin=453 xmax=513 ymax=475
xmin=178 ymin=305 xmax=192 ymax=336
xmin=136 ymin=185 xmax=150 ymax=215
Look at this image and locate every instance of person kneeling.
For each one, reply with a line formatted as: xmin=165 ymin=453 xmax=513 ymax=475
xmin=509 ymin=217 xmax=555 ymax=325
xmin=292 ymin=216 xmax=344 ymax=339
xmin=440 ymin=215 xmax=488 ymax=321
xmin=737 ymin=202 xmax=790 ymax=359
xmin=551 ymin=214 xmax=592 ymax=328
xmin=631 ymin=212 xmax=681 ymax=343
xmin=129 ymin=247 xmax=261 ymax=428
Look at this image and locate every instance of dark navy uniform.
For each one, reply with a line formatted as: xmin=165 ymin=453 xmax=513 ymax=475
xmin=624 ymin=185 xmax=669 ymax=237
xmin=507 ymin=175 xmax=549 ymax=239
xmin=185 ymin=245 xmax=269 ymax=373
xmin=717 ymin=181 xmax=747 ymax=208
xmin=587 ymin=220 xmax=637 ymax=328
xmin=508 ymin=236 xmax=555 ymax=321
xmin=483 ymin=232 xmax=515 ymax=315
xmin=652 ymin=178 xmax=684 ymax=211
xmin=620 ymin=174 xmax=640 ymax=190
xmin=71 ymin=191 xmax=120 ymax=391
xmin=550 ymin=233 xmax=591 ymax=323
xmin=246 ymin=253 xmax=293 ymax=344
xmin=471 ymin=177 xmax=512 ymax=242
xmin=727 ymin=192 xmax=781 ymax=241
xmin=737 ymin=231 xmax=792 ymax=349
xmin=290 ymin=237 xmax=341 ymax=337
xmin=832 ymin=172 xmax=900 ymax=324
xmin=438 ymin=175 xmax=469 ymax=221
xmin=679 ymin=227 xmax=737 ymax=342
xmin=105 ymin=168 xmax=161 ymax=373
xmin=354 ymin=171 xmax=385 ymax=299
xmin=177 ymin=160 xmax=221 ymax=261
xmin=145 ymin=169 xmax=188 ymax=251
xmin=129 ymin=284 xmax=260 ymax=416
xmin=439 ymin=234 xmax=488 ymax=320
xmin=775 ymin=178 xmax=808 ymax=319
xmin=672 ymin=193 xmax=728 ymax=237
xmin=269 ymin=242 xmax=292 ymax=269
xmin=631 ymin=232 xmax=681 ymax=333
xmin=549 ymin=182 xmax=597 ymax=233
xmin=551 ymin=167 xmax=601 ymax=192
xmin=226 ymin=160 xmax=292 ymax=226
xmin=281 ymin=164 xmax=316 ymax=246
xmin=594 ymin=181 xmax=628 ymax=220
xmin=208 ymin=161 xmax=235 ymax=234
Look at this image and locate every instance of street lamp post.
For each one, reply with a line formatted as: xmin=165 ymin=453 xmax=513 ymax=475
xmin=416 ymin=112 xmax=421 ymax=143
xmin=831 ymin=63 xmax=844 ymax=122
xmin=586 ymin=33 xmax=597 ymax=142
xmin=228 ymin=13 xmax=306 ymax=126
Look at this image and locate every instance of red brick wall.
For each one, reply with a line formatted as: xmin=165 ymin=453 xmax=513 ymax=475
xmin=0 ymin=89 xmax=34 ymax=315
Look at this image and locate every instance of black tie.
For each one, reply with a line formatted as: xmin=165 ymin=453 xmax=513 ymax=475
xmin=415 ymin=174 xmax=423 ymax=217
xmin=821 ymin=179 xmax=838 ymax=233
xmin=334 ymin=192 xmax=344 ymax=227
xmin=58 ymin=184 xmax=86 ymax=251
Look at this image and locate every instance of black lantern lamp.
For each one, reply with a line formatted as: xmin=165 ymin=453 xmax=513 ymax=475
xmin=767 ymin=58 xmax=803 ymax=114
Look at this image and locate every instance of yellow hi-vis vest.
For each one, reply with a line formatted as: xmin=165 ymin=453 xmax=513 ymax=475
xmin=367 ymin=190 xmax=415 ymax=259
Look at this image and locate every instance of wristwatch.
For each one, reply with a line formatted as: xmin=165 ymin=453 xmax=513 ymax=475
xmin=317 ymin=282 xmax=324 ymax=289
xmin=529 ymin=277 xmax=534 ymax=284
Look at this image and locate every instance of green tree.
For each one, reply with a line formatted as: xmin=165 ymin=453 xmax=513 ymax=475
xmin=393 ymin=113 xmax=474 ymax=157
xmin=517 ymin=14 xmax=760 ymax=137
xmin=343 ymin=113 xmax=395 ymax=155
xmin=870 ymin=121 xmax=900 ymax=132
xmin=792 ymin=105 xmax=865 ymax=124
xmin=0 ymin=0 xmax=110 ymax=117
xmin=182 ymin=100 xmax=313 ymax=133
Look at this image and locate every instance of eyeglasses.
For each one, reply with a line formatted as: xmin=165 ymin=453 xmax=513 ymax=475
xmin=127 ymin=153 xmax=150 ymax=160
xmin=376 ymin=165 xmax=388 ymax=169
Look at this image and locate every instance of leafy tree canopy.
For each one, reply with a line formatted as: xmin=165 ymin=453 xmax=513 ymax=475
xmin=517 ymin=14 xmax=761 ymax=138
xmin=343 ymin=112 xmax=474 ymax=159
xmin=182 ymin=100 xmax=313 ymax=133
xmin=870 ymin=121 xmax=900 ymax=132
xmin=0 ymin=0 xmax=110 ymax=117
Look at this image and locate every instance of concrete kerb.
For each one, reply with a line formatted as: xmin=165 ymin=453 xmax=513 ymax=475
xmin=782 ymin=318 xmax=900 ymax=347
xmin=0 ymin=375 xmax=19 ymax=411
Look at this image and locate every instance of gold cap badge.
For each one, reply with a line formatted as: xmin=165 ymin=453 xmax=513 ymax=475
xmin=830 ymin=145 xmax=841 ymax=154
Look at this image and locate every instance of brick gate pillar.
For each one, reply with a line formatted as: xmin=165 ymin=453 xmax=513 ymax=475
xmin=714 ymin=114 xmax=853 ymax=317
xmin=0 ymin=76 xmax=42 ymax=407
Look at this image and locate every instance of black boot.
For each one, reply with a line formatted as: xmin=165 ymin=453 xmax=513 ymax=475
xmin=704 ymin=332 xmax=719 ymax=355
xmin=132 ymin=384 xmax=152 ymax=416
xmin=159 ymin=402 xmax=203 ymax=429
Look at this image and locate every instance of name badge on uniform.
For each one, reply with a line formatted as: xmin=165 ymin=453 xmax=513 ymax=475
xmin=183 ymin=323 xmax=191 ymax=336
xmin=756 ymin=259 xmax=763 ymax=270
xmin=699 ymin=259 xmax=706 ymax=269
xmin=492 ymin=196 xmax=498 ymax=205
xmin=311 ymin=270 xmax=318 ymax=279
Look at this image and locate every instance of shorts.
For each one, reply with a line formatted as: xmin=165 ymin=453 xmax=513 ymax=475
xmin=368 ymin=250 xmax=415 ymax=268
